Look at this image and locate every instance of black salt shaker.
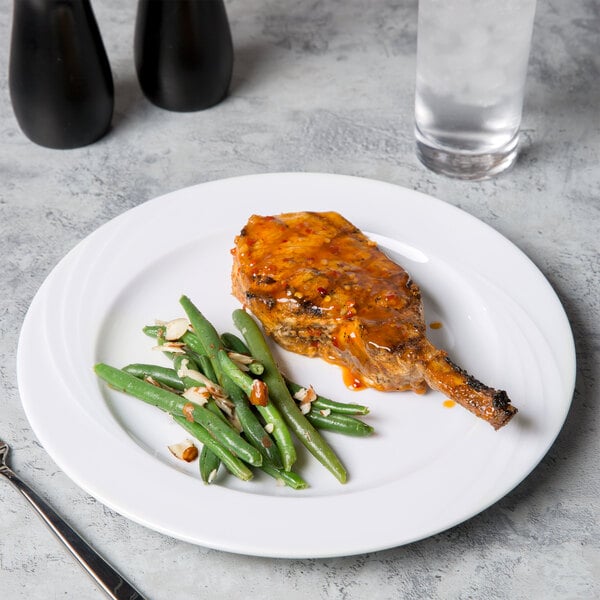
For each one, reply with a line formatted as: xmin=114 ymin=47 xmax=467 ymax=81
xmin=134 ymin=0 xmax=234 ymax=112
xmin=9 ymin=0 xmax=114 ymax=149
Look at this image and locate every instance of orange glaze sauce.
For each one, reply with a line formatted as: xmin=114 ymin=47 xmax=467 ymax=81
xmin=341 ymin=366 xmax=366 ymax=391
xmin=429 ymin=321 xmax=443 ymax=330
xmin=237 ymin=212 xmax=417 ymax=353
xmin=443 ymin=399 xmax=456 ymax=408
xmin=235 ymin=213 xmax=420 ymax=391
xmin=324 ymin=348 xmax=367 ymax=391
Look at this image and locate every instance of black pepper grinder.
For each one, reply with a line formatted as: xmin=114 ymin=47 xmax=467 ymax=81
xmin=134 ymin=0 xmax=234 ymax=112
xmin=9 ymin=0 xmax=114 ymax=149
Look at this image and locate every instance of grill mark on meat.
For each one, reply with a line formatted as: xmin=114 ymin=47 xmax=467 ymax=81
xmin=492 ymin=390 xmax=511 ymax=410
xmin=232 ymin=211 xmax=517 ymax=429
xmin=253 ymin=274 xmax=277 ymax=285
xmin=244 ymin=291 xmax=275 ymax=310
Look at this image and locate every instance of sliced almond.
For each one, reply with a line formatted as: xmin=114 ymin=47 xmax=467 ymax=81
xmin=293 ymin=385 xmax=317 ymax=405
xmin=182 ymin=387 xmax=210 ymax=406
xmin=144 ymin=376 xmax=179 ymax=393
xmin=227 ymin=411 xmax=243 ymax=433
xmin=165 ymin=318 xmax=190 ymax=341
xmin=227 ymin=351 xmax=254 ymax=365
xmin=178 ymin=364 xmax=227 ymax=399
xmin=232 ymin=361 xmax=250 ymax=372
xmin=178 ymin=366 xmax=207 ymax=384
xmin=168 ymin=439 xmax=198 ymax=462
xmin=292 ymin=387 xmax=306 ymax=401
xmin=214 ymin=396 xmax=237 ymax=421
xmin=153 ymin=342 xmax=186 ymax=354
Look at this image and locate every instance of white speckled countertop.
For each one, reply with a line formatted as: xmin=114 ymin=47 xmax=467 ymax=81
xmin=1 ymin=1 xmax=598 ymax=598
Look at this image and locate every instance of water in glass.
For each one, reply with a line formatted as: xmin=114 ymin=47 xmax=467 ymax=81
xmin=414 ymin=0 xmax=537 ymax=179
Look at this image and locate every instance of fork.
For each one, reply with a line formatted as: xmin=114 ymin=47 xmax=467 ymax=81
xmin=0 ymin=439 xmax=147 ymax=599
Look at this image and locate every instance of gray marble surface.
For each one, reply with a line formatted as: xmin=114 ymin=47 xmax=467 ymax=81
xmin=1 ymin=1 xmax=598 ymax=598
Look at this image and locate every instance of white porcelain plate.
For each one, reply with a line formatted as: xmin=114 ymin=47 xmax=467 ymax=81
xmin=17 ymin=173 xmax=575 ymax=558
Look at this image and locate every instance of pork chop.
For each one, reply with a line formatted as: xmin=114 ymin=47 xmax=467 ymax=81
xmin=231 ymin=211 xmax=517 ymax=429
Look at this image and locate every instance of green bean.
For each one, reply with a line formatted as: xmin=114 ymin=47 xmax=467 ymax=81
xmin=177 ymin=303 xmax=282 ymax=461
xmin=248 ymin=362 xmax=265 ymax=376
xmin=180 ymin=370 xmax=217 ymax=393
xmin=285 ymin=380 xmax=370 ymax=416
xmin=195 ymin=353 xmax=217 ymax=382
xmin=179 ymin=295 xmax=224 ymax=377
xmin=154 ymin=327 xmax=192 ymax=371
xmin=221 ymin=332 xmax=250 ymax=355
xmin=258 ymin=402 xmax=296 ymax=470
xmin=156 ymin=353 xmax=224 ymax=483
xmin=259 ymin=462 xmax=308 ymax=490
xmin=181 ymin=332 xmax=211 ymax=363
xmin=122 ymin=363 xmax=185 ymax=391
xmin=179 ymin=299 xmax=281 ymax=460
xmin=255 ymin=402 xmax=295 ymax=471
xmin=130 ymin=337 xmax=269 ymax=469
xmin=204 ymin=398 xmax=228 ymax=423
xmin=232 ymin=309 xmax=347 ymax=484
xmin=312 ymin=397 xmax=369 ymax=416
xmin=143 ymin=325 xmax=164 ymax=339
xmin=305 ymin=411 xmax=374 ymax=437
xmin=172 ymin=415 xmax=252 ymax=481
xmin=172 ymin=351 xmax=197 ymax=372
xmin=221 ymin=333 xmax=265 ymax=374
xmin=173 ymin=352 xmax=230 ymax=483
xmin=94 ymin=364 xmax=262 ymax=467
xmin=153 ymin=326 xmax=176 ymax=363
xmin=155 ymin=343 xmax=216 ymax=392
xmin=143 ymin=325 xmax=214 ymax=375
xmin=199 ymin=443 xmax=221 ymax=483
xmin=198 ymin=399 xmax=223 ymax=481
xmin=144 ymin=323 xmax=219 ymax=385
xmin=217 ymin=349 xmax=296 ymax=471
xmin=132 ymin=352 xmax=220 ymax=419
xmin=122 ymin=363 xmax=228 ymax=418
xmin=220 ymin=375 xmax=282 ymax=467
xmin=121 ymin=363 xmax=217 ymax=403
xmin=216 ymin=349 xmax=258 ymax=397
xmin=123 ymin=361 xmax=231 ymax=482
xmin=155 ymin=327 xmax=166 ymax=345
xmin=176 ymin=349 xmax=217 ymax=383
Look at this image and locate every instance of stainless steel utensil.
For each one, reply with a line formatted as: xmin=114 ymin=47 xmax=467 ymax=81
xmin=0 ymin=439 xmax=146 ymax=599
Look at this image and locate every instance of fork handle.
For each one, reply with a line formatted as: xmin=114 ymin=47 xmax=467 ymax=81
xmin=0 ymin=466 xmax=146 ymax=600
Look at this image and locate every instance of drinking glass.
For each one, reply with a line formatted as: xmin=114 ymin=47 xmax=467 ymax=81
xmin=414 ymin=0 xmax=537 ymax=180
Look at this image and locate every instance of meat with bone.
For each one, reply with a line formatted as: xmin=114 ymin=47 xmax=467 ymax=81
xmin=231 ymin=211 xmax=517 ymax=430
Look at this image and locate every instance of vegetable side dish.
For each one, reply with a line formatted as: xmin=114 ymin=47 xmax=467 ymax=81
xmin=95 ymin=296 xmax=374 ymax=488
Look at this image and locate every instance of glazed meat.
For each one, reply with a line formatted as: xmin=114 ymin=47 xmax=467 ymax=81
xmin=231 ymin=211 xmax=517 ymax=430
